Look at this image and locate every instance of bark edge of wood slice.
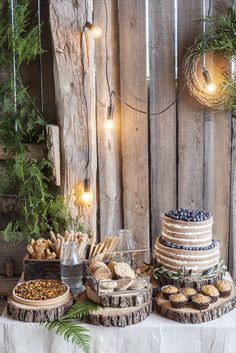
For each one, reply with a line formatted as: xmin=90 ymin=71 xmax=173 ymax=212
xmin=86 ymin=283 xmax=152 ymax=308
xmin=7 ymin=293 xmax=73 ymax=322
xmin=155 ymin=288 xmax=236 ymax=324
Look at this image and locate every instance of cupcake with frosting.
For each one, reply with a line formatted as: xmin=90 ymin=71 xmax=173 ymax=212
xmin=169 ymin=293 xmax=188 ymax=309
xmin=180 ymin=287 xmax=197 ymax=301
xmin=215 ymin=280 xmax=232 ymax=298
xmin=161 ymin=285 xmax=178 ymax=299
xmin=201 ymin=285 xmax=219 ymax=303
xmin=192 ymin=293 xmax=211 ymax=310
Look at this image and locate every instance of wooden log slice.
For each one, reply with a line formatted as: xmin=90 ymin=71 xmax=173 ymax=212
xmin=7 ymin=293 xmax=73 ymax=322
xmin=155 ymin=271 xmax=224 ymax=291
xmin=86 ymin=301 xmax=152 ymax=327
xmin=86 ymin=283 xmax=152 ymax=308
xmin=155 ymin=288 xmax=236 ymax=324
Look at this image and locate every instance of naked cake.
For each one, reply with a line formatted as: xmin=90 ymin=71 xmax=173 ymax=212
xmin=154 ymin=208 xmax=220 ymax=275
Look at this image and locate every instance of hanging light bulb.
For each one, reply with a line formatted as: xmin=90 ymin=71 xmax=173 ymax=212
xmin=202 ymin=67 xmax=216 ymax=93
xmin=105 ymin=103 xmax=114 ymax=130
xmin=85 ymin=21 xmax=102 ymax=39
xmin=81 ymin=178 xmax=93 ymax=204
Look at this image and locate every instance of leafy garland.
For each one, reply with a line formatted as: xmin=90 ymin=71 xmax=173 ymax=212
xmin=0 ymin=0 xmax=77 ymax=243
xmin=186 ymin=8 xmax=236 ymax=109
xmin=153 ymin=260 xmax=226 ymax=282
xmin=43 ymin=300 xmax=100 ymax=353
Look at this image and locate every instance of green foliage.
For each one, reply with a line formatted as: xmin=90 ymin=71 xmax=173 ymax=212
xmin=43 ymin=301 xmax=100 ymax=353
xmin=0 ymin=0 xmax=77 ymax=243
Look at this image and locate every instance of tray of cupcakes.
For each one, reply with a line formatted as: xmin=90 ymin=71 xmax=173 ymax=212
xmin=156 ymin=280 xmax=236 ymax=324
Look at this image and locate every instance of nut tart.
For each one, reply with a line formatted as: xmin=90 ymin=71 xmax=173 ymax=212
xmin=12 ymin=279 xmax=70 ymax=307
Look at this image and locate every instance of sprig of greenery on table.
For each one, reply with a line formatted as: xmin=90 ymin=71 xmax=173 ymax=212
xmin=43 ymin=300 xmax=100 ymax=353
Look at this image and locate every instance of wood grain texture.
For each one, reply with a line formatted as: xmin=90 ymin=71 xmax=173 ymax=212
xmin=119 ymin=0 xmax=149 ymax=252
xmin=0 ymin=235 xmax=25 ymax=276
xmin=49 ymin=0 xmax=97 ymax=230
xmin=46 ymin=124 xmax=61 ymax=186
xmin=204 ymin=0 xmax=231 ymax=265
xmin=177 ymin=0 xmax=204 ymax=209
xmin=149 ymin=0 xmax=177 ymax=245
xmin=230 ymin=116 xmax=236 ymax=281
xmin=94 ymin=0 xmax=122 ymax=237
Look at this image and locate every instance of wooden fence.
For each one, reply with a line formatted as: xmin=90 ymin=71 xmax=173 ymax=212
xmin=1 ymin=0 xmax=236 ymax=280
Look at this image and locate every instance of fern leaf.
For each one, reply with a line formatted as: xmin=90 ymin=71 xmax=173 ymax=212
xmin=62 ymin=300 xmax=100 ymax=320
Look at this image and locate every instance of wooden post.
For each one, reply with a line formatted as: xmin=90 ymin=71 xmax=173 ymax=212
xmin=119 ymin=0 xmax=149 ymax=253
xmin=46 ymin=124 xmax=61 ymax=186
xmin=177 ymin=0 xmax=204 ymax=209
xmin=230 ymin=116 xmax=236 ymax=281
xmin=204 ymin=0 xmax=231 ymax=264
xmin=149 ymin=0 xmax=177 ymax=246
xmin=49 ymin=0 xmax=97 ymax=230
xmin=94 ymin=0 xmax=122 ymax=238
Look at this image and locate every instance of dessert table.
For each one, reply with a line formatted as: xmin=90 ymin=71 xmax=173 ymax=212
xmin=1 ymin=299 xmax=236 ymax=353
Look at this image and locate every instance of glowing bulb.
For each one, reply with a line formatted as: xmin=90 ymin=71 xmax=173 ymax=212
xmin=206 ymin=83 xmax=216 ymax=93
xmin=202 ymin=67 xmax=216 ymax=94
xmin=82 ymin=178 xmax=93 ymax=205
xmin=105 ymin=104 xmax=114 ymax=130
xmin=85 ymin=22 xmax=102 ymax=39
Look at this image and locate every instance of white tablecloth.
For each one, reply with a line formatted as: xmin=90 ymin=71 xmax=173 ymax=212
xmin=1 ymin=273 xmax=236 ymax=353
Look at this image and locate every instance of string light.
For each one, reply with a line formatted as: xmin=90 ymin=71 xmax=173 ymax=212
xmin=105 ymin=103 xmax=114 ymax=130
xmin=85 ymin=21 xmax=102 ymax=38
xmin=202 ymin=67 xmax=216 ymax=93
xmin=81 ymin=178 xmax=93 ymax=204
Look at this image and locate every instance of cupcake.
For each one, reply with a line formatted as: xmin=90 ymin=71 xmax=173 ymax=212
xmin=201 ymin=285 xmax=219 ymax=303
xmin=192 ymin=293 xmax=211 ymax=310
xmin=161 ymin=285 xmax=179 ymax=299
xmin=169 ymin=293 xmax=188 ymax=309
xmin=215 ymin=280 xmax=232 ymax=298
xmin=180 ymin=287 xmax=197 ymax=301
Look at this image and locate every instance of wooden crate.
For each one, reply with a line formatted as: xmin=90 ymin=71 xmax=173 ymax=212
xmin=23 ymin=254 xmax=61 ymax=281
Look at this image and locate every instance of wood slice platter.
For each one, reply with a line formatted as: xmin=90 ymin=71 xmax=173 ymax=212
xmin=86 ymin=283 xmax=152 ymax=308
xmin=77 ymin=291 xmax=152 ymax=327
xmin=7 ymin=293 xmax=73 ymax=322
xmin=155 ymin=289 xmax=236 ymax=324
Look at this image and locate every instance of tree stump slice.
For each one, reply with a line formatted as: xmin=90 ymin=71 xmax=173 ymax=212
xmin=86 ymin=301 xmax=152 ymax=327
xmin=155 ymin=288 xmax=236 ymax=324
xmin=7 ymin=294 xmax=73 ymax=322
xmin=86 ymin=283 xmax=152 ymax=308
xmin=155 ymin=271 xmax=224 ymax=291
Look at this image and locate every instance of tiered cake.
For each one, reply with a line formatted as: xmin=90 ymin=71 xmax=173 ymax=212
xmin=154 ymin=209 xmax=220 ymax=275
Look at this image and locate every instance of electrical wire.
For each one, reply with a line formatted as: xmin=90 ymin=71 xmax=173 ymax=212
xmin=202 ymin=0 xmax=212 ymax=68
xmin=10 ymin=0 xmax=17 ymax=130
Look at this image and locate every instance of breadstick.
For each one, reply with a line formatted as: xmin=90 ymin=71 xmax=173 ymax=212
xmin=89 ymin=232 xmax=96 ymax=258
xmin=27 ymin=245 xmax=37 ymax=259
xmin=55 ymin=238 xmax=61 ymax=259
xmin=59 ymin=237 xmax=65 ymax=259
xmin=50 ymin=230 xmax=57 ymax=243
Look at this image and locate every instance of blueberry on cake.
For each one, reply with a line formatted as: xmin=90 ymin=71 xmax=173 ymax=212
xmin=154 ymin=208 xmax=220 ymax=274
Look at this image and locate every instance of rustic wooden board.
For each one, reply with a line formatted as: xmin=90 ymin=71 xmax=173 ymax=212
xmin=94 ymin=0 xmax=122 ymax=237
xmin=119 ymin=0 xmax=149 ymax=254
xmin=230 ymin=116 xmax=236 ymax=282
xmin=46 ymin=124 xmax=61 ymax=186
xmin=7 ymin=294 xmax=73 ymax=322
xmin=0 ymin=144 xmax=47 ymax=160
xmin=0 ymin=276 xmax=19 ymax=297
xmin=49 ymin=0 xmax=97 ymax=230
xmin=23 ymin=255 xmax=61 ymax=281
xmin=0 ymin=235 xmax=25 ymax=276
xmin=177 ymin=0 xmax=204 ymax=209
xmin=86 ymin=283 xmax=152 ymax=308
xmin=86 ymin=301 xmax=152 ymax=327
xmin=156 ymin=288 xmax=236 ymax=324
xmin=149 ymin=0 xmax=177 ymax=244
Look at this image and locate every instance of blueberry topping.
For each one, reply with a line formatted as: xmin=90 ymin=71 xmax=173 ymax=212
xmin=165 ymin=208 xmax=211 ymax=222
xmin=159 ymin=237 xmax=216 ymax=251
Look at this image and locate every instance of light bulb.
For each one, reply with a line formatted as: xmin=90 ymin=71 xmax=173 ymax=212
xmin=202 ymin=67 xmax=216 ymax=94
xmin=105 ymin=104 xmax=114 ymax=130
xmin=206 ymin=83 xmax=216 ymax=93
xmin=82 ymin=178 xmax=93 ymax=205
xmin=85 ymin=21 xmax=102 ymax=39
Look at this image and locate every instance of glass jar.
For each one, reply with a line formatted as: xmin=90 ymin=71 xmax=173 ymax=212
xmin=60 ymin=241 xmax=83 ymax=294
xmin=116 ymin=229 xmax=136 ymax=251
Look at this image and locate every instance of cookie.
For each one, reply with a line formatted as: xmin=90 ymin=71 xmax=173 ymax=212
xmin=114 ymin=262 xmax=136 ymax=279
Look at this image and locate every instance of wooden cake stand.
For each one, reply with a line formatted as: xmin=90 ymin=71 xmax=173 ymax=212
xmin=156 ymin=288 xmax=236 ymax=324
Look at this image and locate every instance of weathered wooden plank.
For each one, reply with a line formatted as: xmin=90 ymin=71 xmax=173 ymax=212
xmin=230 ymin=116 xmax=236 ymax=281
xmin=0 ymin=235 xmax=25 ymax=276
xmin=49 ymin=0 xmax=97 ymax=230
xmin=204 ymin=0 xmax=231 ymax=265
xmin=177 ymin=0 xmax=204 ymax=209
xmin=149 ymin=0 xmax=177 ymax=246
xmin=119 ymin=0 xmax=149 ymax=252
xmin=46 ymin=124 xmax=61 ymax=186
xmin=94 ymin=0 xmax=122 ymax=238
